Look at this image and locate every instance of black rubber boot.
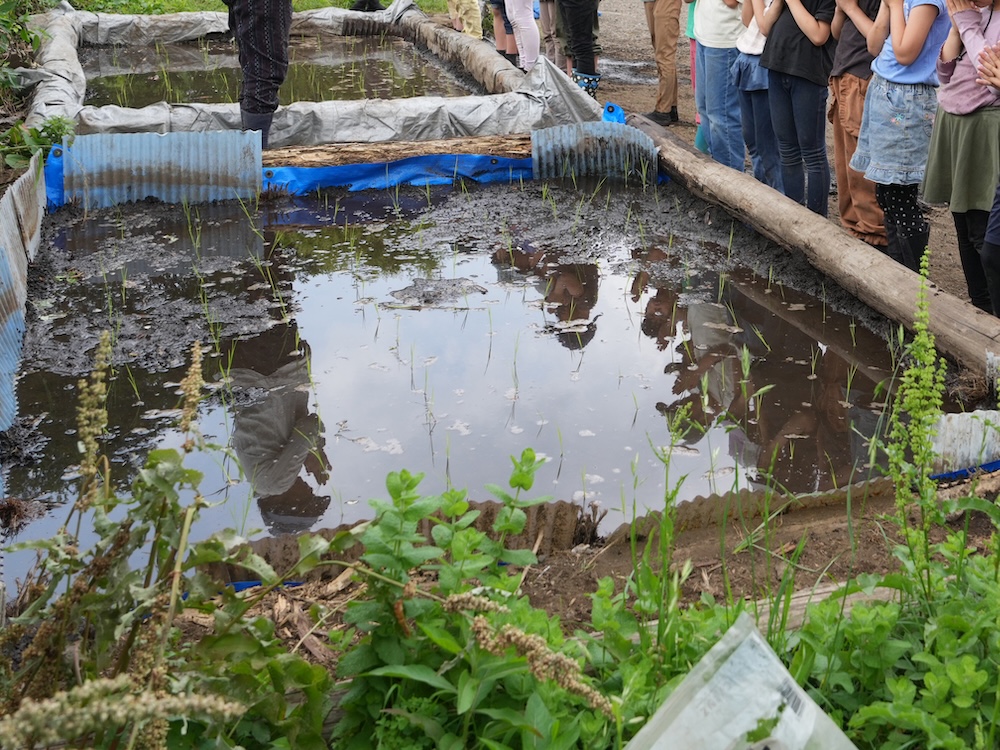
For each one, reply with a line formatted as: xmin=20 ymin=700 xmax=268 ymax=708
xmin=241 ymin=109 xmax=274 ymax=150
xmin=898 ymin=226 xmax=930 ymax=274
xmin=350 ymin=0 xmax=385 ymax=10
xmin=881 ymin=221 xmax=908 ymax=267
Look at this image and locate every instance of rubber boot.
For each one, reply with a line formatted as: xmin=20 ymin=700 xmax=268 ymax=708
xmin=898 ymin=226 xmax=930 ymax=274
xmin=350 ymin=0 xmax=384 ymax=11
xmin=241 ymin=109 xmax=274 ymax=150
xmin=571 ymin=70 xmax=600 ymax=98
xmin=881 ymin=221 xmax=908 ymax=267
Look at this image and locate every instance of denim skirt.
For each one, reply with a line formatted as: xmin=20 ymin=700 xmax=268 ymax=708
xmin=850 ymin=72 xmax=937 ymax=185
xmin=731 ymin=52 xmax=769 ymax=93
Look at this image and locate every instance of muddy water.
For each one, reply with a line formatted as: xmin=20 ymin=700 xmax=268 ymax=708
xmin=80 ymin=36 xmax=476 ymax=108
xmin=4 ymin=179 xmax=902 ymax=584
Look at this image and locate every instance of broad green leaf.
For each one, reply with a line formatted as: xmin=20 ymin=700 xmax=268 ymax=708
xmin=457 ymin=670 xmax=481 ymax=714
xmin=365 ymin=664 xmax=455 ymax=694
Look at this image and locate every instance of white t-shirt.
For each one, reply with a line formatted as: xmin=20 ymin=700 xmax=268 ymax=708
xmin=693 ymin=0 xmax=745 ymax=48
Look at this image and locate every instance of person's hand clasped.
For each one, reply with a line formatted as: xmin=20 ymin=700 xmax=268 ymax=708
xmin=945 ymin=0 xmax=977 ymax=16
xmin=977 ymin=42 xmax=1000 ymax=88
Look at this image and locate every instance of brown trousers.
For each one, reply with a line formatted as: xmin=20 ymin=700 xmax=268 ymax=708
xmin=829 ymin=74 xmax=887 ymax=247
xmin=645 ymin=0 xmax=682 ymax=113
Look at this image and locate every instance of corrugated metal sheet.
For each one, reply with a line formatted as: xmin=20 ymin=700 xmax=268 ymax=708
xmin=0 ymin=159 xmax=38 ymax=434
xmin=532 ymin=121 xmax=657 ymax=182
xmin=62 ymin=131 xmax=262 ymax=210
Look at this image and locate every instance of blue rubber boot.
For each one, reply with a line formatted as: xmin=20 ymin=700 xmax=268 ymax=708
xmin=571 ymin=70 xmax=601 ymax=99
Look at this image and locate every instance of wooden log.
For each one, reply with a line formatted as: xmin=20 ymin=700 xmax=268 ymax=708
xmin=264 ymin=134 xmax=533 ymax=168
xmin=630 ymin=114 xmax=1000 ymax=378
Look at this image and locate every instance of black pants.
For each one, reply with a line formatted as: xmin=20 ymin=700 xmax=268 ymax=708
xmin=556 ymin=0 xmax=599 ymax=74
xmin=226 ymin=0 xmax=293 ymax=115
xmin=953 ymin=210 xmax=992 ymax=313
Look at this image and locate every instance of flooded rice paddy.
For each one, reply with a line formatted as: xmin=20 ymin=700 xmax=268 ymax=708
xmin=81 ymin=35 xmax=476 ymax=108
xmin=4 ymin=178 xmax=906 ymax=584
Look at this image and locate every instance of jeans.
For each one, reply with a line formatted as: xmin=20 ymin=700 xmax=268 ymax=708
xmin=694 ymin=43 xmax=744 ymax=171
xmin=767 ymin=70 xmax=829 ymax=216
xmin=738 ymin=87 xmax=781 ymax=190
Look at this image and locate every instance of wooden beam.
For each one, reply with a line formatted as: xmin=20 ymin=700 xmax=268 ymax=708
xmin=630 ymin=114 xmax=1000 ymax=378
xmin=263 ymin=133 xmax=533 ymax=168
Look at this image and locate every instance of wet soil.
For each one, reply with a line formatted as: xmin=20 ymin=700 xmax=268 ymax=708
xmin=3 ymin=8 xmax=994 ymax=633
xmin=415 ymin=3 xmax=996 ymax=626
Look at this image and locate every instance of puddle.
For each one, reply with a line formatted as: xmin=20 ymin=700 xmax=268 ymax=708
xmin=3 ymin=179 xmax=909 ymax=585
xmin=81 ymin=35 xmax=476 ymax=108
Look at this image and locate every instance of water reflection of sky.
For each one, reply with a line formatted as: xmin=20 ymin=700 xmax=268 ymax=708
xmin=3 ymin=183 xmax=897 ymax=587
xmin=81 ymin=36 xmax=474 ymax=108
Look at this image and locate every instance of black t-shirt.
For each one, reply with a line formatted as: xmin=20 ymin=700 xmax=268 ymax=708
xmin=830 ymin=0 xmax=880 ymax=79
xmin=760 ymin=0 xmax=839 ymax=87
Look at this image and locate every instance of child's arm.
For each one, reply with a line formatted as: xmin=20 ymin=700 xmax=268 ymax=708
xmin=867 ymin=0 xmax=890 ymax=55
xmin=886 ymin=0 xmax=942 ymax=66
xmin=939 ymin=4 xmax=964 ymax=62
xmin=758 ymin=0 xmax=786 ymax=34
xmin=943 ymin=0 xmax=992 ymax=65
xmin=833 ymin=5 xmax=846 ymax=38
xmin=838 ymin=0 xmax=878 ymax=38
xmin=784 ymin=0 xmax=833 ymax=44
xmin=743 ymin=0 xmax=756 ymax=25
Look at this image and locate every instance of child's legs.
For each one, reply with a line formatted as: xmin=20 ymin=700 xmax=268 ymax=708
xmin=830 ymin=74 xmax=886 ymax=246
xmin=646 ymin=0 xmax=681 ymax=112
xmin=560 ymin=0 xmax=597 ymax=74
xmin=953 ymin=210 xmax=992 ymax=312
xmin=981 ymin=177 xmax=1000 ymax=314
xmin=457 ymin=0 xmax=482 ymax=37
xmin=539 ymin=0 xmax=565 ymax=66
xmin=875 ymin=182 xmax=928 ymax=271
xmin=768 ymin=71 xmax=804 ymax=205
xmin=700 ymin=45 xmax=743 ymax=170
xmin=745 ymin=88 xmax=781 ymax=190
xmin=694 ymin=42 xmax=712 ymax=154
xmin=490 ymin=1 xmax=508 ymax=50
xmin=504 ymin=0 xmax=540 ymax=68
xmin=786 ymin=74 xmax=829 ymax=216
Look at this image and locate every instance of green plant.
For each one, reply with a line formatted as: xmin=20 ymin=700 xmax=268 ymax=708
xmin=0 ymin=336 xmax=352 ymax=749
xmin=331 ymin=448 xmax=617 ymax=749
xmin=786 ymin=259 xmax=1000 ymax=749
xmin=0 ymin=116 xmax=74 ymax=170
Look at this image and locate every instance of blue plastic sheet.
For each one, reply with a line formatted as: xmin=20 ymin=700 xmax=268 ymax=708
xmin=263 ymin=154 xmax=533 ymax=195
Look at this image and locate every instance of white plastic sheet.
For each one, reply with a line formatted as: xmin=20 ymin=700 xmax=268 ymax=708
xmin=625 ymin=613 xmax=857 ymax=750
xmin=22 ymin=0 xmax=601 ymax=143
